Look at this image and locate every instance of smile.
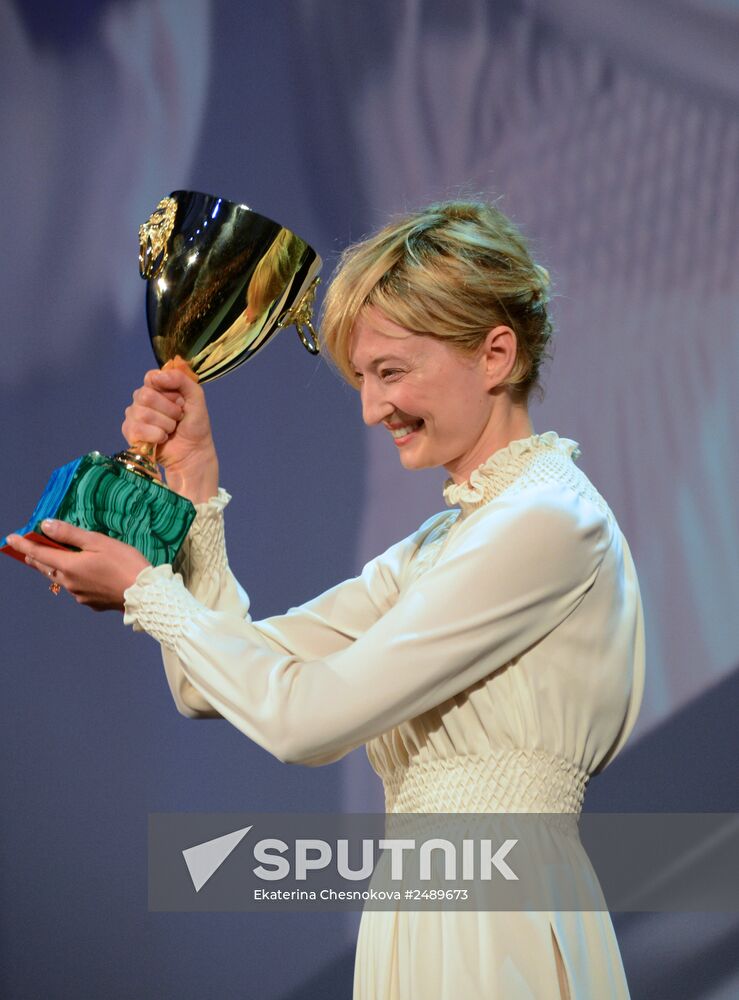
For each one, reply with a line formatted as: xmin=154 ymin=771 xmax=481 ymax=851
xmin=388 ymin=420 xmax=424 ymax=443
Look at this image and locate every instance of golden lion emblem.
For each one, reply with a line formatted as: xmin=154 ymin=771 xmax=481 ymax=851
xmin=138 ymin=196 xmax=178 ymax=279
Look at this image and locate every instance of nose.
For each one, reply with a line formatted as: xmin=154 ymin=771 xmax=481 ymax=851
xmin=360 ymin=378 xmax=393 ymax=426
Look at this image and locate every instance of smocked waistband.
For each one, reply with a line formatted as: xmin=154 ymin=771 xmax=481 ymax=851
xmin=379 ymin=748 xmax=589 ymax=815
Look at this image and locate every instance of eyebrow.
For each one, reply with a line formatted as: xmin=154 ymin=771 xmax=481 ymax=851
xmin=350 ymin=354 xmax=406 ymax=373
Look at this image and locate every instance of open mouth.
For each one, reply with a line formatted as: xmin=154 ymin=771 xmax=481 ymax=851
xmin=390 ymin=419 xmax=424 ymax=443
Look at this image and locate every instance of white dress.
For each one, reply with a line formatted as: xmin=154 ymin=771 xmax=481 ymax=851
xmin=123 ymin=431 xmax=645 ymax=999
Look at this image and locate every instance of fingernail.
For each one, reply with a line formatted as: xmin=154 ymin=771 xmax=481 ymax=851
xmin=42 ymin=519 xmax=58 ymax=533
xmin=176 ymin=396 xmax=185 ymax=407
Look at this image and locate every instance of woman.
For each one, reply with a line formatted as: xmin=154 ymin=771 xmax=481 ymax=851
xmin=7 ymin=201 xmax=645 ymax=998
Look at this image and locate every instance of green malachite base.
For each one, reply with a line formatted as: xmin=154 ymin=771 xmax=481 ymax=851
xmin=1 ymin=452 xmax=196 ymax=567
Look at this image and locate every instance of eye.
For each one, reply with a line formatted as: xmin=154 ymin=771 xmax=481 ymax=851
xmin=380 ymin=369 xmax=404 ymax=381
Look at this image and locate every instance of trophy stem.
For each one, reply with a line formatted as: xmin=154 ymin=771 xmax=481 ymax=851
xmin=114 ymin=442 xmax=166 ymax=485
xmin=113 ymin=360 xmax=196 ymax=486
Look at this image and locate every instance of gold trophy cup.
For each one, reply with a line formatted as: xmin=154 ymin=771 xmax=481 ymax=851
xmin=2 ymin=191 xmax=322 ymax=567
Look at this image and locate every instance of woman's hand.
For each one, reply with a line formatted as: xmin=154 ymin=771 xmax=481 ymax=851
xmin=122 ymin=356 xmax=219 ymax=503
xmin=5 ymin=521 xmax=151 ymax=611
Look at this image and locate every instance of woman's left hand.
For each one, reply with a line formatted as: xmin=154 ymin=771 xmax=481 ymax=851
xmin=5 ymin=520 xmax=151 ymax=611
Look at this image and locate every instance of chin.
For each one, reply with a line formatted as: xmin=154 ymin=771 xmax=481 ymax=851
xmin=397 ymin=449 xmax=434 ymax=471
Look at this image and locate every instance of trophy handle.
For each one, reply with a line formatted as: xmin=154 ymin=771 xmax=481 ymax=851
xmin=295 ymin=316 xmax=320 ymax=355
xmin=280 ymin=277 xmax=321 ymax=355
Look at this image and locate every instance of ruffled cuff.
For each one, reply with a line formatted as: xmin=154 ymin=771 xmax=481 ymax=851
xmin=123 ymin=563 xmax=203 ymax=651
xmin=174 ymin=487 xmax=232 ymax=593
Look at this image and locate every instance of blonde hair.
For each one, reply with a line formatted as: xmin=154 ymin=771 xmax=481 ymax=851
xmin=320 ymin=200 xmax=553 ymax=400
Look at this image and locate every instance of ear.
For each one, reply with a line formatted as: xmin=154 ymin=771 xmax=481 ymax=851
xmin=480 ymin=325 xmax=518 ymax=389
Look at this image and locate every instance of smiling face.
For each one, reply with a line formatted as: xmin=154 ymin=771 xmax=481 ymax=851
xmin=350 ymin=307 xmax=526 ymax=483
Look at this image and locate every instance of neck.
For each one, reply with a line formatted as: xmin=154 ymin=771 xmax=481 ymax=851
xmin=445 ymin=398 xmax=533 ymax=484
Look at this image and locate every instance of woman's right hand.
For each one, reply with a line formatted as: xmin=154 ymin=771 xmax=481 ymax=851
xmin=122 ymin=357 xmax=220 ymax=504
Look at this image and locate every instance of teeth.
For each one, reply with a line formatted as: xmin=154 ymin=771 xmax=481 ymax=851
xmin=390 ymin=421 xmax=422 ymax=439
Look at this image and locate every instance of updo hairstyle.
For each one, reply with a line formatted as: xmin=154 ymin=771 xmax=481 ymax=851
xmin=320 ymin=200 xmax=553 ymax=401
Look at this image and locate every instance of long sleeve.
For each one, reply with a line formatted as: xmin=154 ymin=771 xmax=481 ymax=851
xmin=124 ymin=483 xmax=609 ymax=766
xmin=159 ymin=488 xmax=247 ymax=715
xmin=171 ymin=488 xmax=248 ymax=615
xmin=132 ymin=488 xmax=453 ymax=724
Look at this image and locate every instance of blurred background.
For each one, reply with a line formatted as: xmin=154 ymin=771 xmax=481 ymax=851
xmin=1 ymin=0 xmax=737 ymax=996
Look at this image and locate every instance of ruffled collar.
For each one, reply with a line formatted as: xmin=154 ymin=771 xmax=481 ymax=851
xmin=442 ymin=431 xmax=581 ymax=514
